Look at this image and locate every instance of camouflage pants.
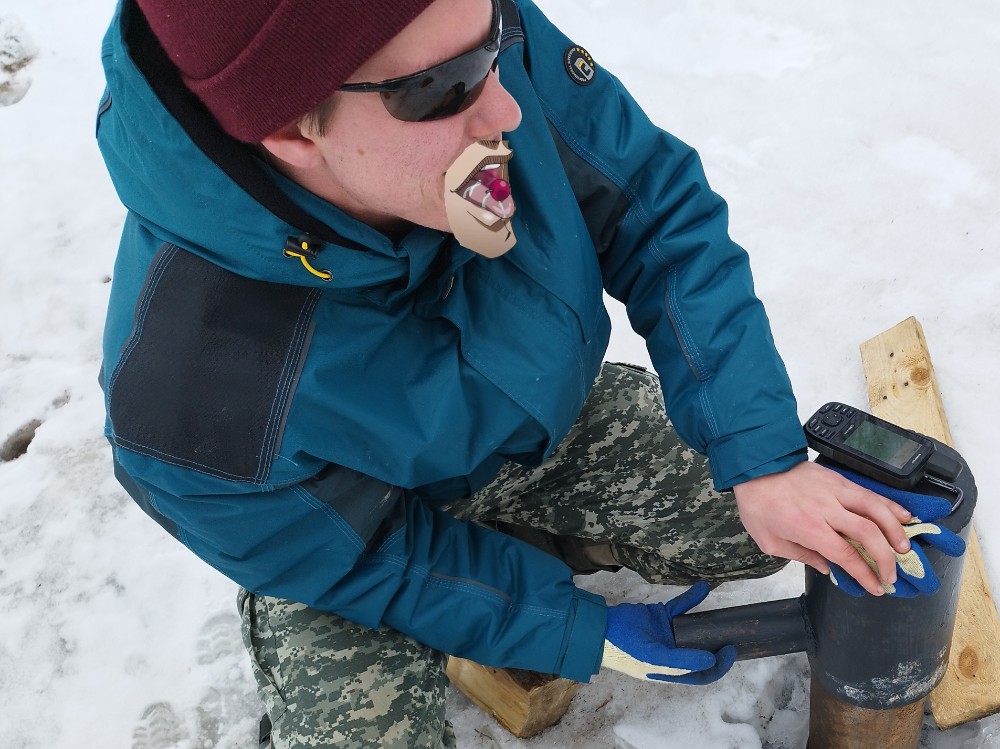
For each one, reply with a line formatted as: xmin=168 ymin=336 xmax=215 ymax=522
xmin=239 ymin=362 xmax=785 ymax=748
xmin=239 ymin=588 xmax=456 ymax=749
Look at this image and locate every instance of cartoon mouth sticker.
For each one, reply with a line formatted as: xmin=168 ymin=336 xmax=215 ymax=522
xmin=444 ymin=140 xmax=517 ymax=257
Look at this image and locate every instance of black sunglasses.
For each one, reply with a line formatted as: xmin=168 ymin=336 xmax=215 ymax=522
xmin=339 ymin=0 xmax=501 ymax=122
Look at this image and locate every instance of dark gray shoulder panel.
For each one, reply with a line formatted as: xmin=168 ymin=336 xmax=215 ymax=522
xmin=546 ymin=121 xmax=631 ymax=255
xmin=109 ymin=244 xmax=320 ymax=483
xmin=300 ymin=465 xmax=406 ymax=549
xmin=500 ymin=0 xmax=523 ymax=51
xmin=113 ymin=455 xmax=180 ymax=539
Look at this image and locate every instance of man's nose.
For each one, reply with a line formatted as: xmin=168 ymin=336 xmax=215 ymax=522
xmin=466 ymin=70 xmax=522 ymax=139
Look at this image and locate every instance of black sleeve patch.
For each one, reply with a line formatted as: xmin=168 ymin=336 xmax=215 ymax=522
xmin=109 ymin=244 xmax=320 ymax=483
xmin=300 ymin=464 xmax=406 ymax=550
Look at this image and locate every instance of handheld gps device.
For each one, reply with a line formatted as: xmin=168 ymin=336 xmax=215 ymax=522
xmin=804 ymin=402 xmax=961 ymax=491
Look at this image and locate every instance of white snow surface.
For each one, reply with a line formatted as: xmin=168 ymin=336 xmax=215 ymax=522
xmin=1 ymin=0 xmax=998 ymax=747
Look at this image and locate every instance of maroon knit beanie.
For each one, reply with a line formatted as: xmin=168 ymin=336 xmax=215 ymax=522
xmin=135 ymin=0 xmax=437 ymax=142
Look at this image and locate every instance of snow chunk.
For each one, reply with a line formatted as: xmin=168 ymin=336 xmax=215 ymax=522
xmin=1 ymin=15 xmax=38 ymax=107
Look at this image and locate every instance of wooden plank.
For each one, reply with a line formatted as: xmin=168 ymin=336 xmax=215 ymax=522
xmin=445 ymin=657 xmax=581 ymax=738
xmin=860 ymin=316 xmax=1000 ymax=728
xmin=859 ymin=316 xmax=954 ymax=444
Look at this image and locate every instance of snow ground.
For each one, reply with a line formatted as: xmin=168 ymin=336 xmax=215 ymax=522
xmin=1 ymin=0 xmax=997 ymax=747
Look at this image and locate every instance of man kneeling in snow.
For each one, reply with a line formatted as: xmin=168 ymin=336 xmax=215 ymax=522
xmin=96 ymin=0 xmax=913 ymax=745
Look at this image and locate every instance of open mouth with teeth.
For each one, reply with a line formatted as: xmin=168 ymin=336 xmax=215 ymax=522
xmin=454 ymin=142 xmax=516 ymax=225
xmin=444 ymin=139 xmax=518 ymax=257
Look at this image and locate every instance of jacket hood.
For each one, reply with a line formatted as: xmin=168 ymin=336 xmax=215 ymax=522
xmin=96 ymin=0 xmax=451 ymax=292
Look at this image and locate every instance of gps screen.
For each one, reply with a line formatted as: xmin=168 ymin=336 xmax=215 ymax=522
xmin=844 ymin=421 xmax=922 ymax=469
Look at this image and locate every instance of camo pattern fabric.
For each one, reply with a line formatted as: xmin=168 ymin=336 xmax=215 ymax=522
xmin=238 ymin=588 xmax=457 ymax=749
xmin=453 ymin=361 xmax=787 ymax=585
xmin=237 ymin=361 xmax=785 ymax=747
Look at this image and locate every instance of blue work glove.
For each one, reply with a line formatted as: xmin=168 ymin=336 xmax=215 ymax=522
xmin=602 ymin=581 xmax=737 ymax=685
xmin=824 ymin=466 xmax=966 ymax=598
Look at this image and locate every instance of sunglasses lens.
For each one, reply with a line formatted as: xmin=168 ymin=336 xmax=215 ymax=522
xmin=380 ymin=45 xmax=498 ymax=122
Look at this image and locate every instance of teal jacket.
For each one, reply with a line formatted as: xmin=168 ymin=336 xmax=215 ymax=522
xmin=97 ymin=0 xmax=806 ymax=681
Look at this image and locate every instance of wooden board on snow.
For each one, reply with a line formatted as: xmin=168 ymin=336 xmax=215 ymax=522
xmin=860 ymin=316 xmax=1000 ymax=728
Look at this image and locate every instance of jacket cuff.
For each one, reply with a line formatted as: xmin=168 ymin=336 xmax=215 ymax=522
xmin=707 ymin=415 xmax=808 ymax=490
xmin=555 ymin=587 xmax=608 ymax=682
xmin=725 ymin=450 xmax=808 ymax=489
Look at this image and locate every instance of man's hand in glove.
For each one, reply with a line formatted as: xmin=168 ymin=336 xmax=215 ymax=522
xmin=824 ymin=465 xmax=966 ymax=597
xmin=602 ymin=581 xmax=736 ymax=685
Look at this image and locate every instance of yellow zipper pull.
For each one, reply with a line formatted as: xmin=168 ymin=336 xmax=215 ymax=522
xmin=283 ymin=235 xmax=332 ymax=281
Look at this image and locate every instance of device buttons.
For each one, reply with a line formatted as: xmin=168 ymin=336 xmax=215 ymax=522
xmin=821 ymin=412 xmax=844 ymax=428
xmin=825 ymin=403 xmax=856 ymax=417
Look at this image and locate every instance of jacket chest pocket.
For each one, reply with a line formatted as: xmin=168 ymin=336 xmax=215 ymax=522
xmin=429 ymin=257 xmax=607 ymax=457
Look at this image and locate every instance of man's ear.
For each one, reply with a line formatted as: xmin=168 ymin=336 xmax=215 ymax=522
xmin=260 ymin=121 xmax=322 ymax=169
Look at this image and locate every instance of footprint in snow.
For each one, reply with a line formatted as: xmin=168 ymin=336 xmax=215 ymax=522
xmin=196 ymin=611 xmax=243 ymax=665
xmin=132 ymin=702 xmax=187 ymax=749
xmin=132 ymin=612 xmax=259 ymax=747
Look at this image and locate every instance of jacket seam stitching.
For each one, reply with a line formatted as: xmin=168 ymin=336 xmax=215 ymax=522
xmin=540 ymin=102 xmax=652 ymax=229
xmin=290 ymin=485 xmax=366 ymax=553
xmin=663 ymin=265 xmax=707 ymax=382
xmin=107 ymin=242 xmax=178 ymax=398
xmin=364 ymin=554 xmax=568 ymax=617
xmin=111 ymin=438 xmax=262 ymax=482
xmin=254 ymin=289 xmax=322 ymax=482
